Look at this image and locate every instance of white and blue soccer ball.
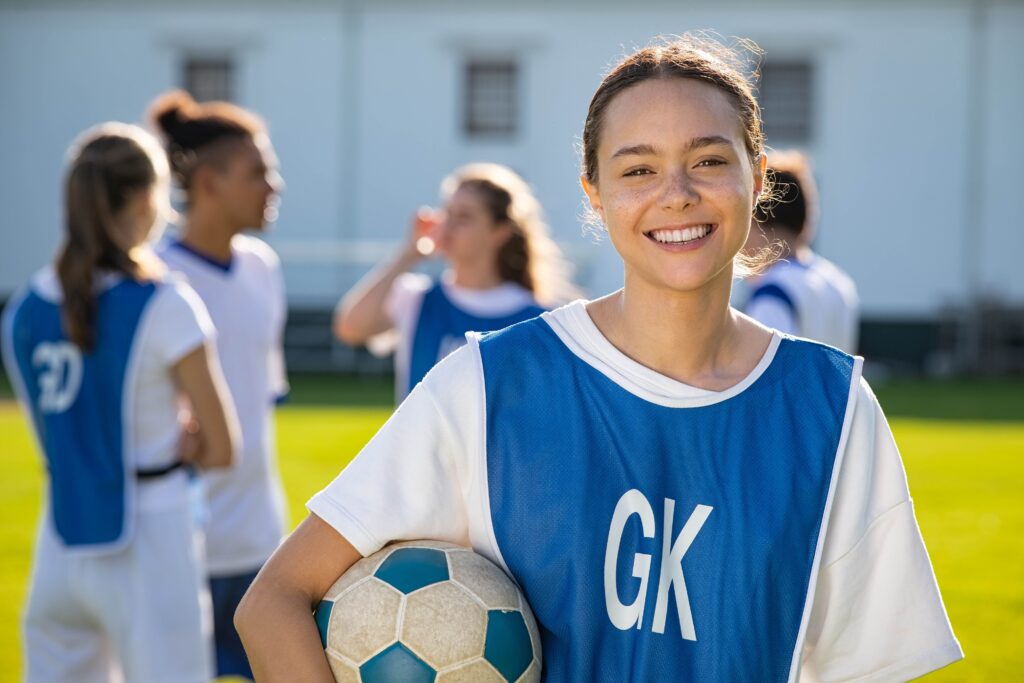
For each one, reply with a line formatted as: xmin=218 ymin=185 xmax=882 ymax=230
xmin=314 ymin=540 xmax=541 ymax=682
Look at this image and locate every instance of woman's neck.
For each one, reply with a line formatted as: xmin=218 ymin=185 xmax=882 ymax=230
xmin=586 ymin=269 xmax=771 ymax=391
xmin=449 ymin=259 xmax=505 ymax=290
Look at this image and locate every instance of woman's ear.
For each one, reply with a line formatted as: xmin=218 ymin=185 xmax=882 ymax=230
xmin=753 ymin=155 xmax=767 ymax=205
xmin=580 ymin=174 xmax=603 ymax=218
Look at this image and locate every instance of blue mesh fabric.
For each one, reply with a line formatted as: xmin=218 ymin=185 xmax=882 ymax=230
xmin=479 ymin=319 xmax=854 ymax=681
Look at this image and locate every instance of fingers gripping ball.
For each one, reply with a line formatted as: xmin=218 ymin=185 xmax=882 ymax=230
xmin=314 ymin=541 xmax=542 ymax=682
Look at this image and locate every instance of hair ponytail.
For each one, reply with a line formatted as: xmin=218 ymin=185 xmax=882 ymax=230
xmin=56 ymin=124 xmax=168 ymax=351
xmin=148 ymin=89 xmax=265 ymax=194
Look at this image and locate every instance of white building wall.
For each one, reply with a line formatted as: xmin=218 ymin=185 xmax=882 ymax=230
xmin=978 ymin=2 xmax=1024 ymax=303
xmin=0 ymin=5 xmax=347 ymax=303
xmin=1 ymin=0 xmax=1021 ymax=317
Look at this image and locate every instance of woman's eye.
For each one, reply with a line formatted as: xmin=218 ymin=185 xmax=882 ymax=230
xmin=696 ymin=158 xmax=726 ymax=168
xmin=623 ymin=168 xmax=652 ymax=177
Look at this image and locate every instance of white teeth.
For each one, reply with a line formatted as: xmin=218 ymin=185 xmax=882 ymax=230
xmin=650 ymin=225 xmax=712 ymax=244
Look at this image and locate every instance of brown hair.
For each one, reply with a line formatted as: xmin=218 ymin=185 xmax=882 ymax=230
xmin=754 ymin=150 xmax=817 ymax=240
xmin=581 ymin=34 xmax=778 ymax=275
xmin=441 ymin=163 xmax=578 ymax=306
xmin=582 ymin=34 xmax=765 ymax=182
xmin=57 ymin=123 xmax=169 ymax=351
xmin=147 ymin=90 xmax=264 ymax=192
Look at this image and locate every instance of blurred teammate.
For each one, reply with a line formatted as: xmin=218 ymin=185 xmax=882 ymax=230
xmin=3 ymin=123 xmax=238 ymax=682
xmin=149 ymin=90 xmax=288 ymax=681
xmin=333 ymin=162 xmax=576 ymax=401
xmin=238 ymin=35 xmax=961 ymax=682
xmin=741 ymin=151 xmax=859 ymax=353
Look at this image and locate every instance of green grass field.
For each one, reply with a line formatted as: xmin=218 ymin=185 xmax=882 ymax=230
xmin=0 ymin=375 xmax=1021 ymax=681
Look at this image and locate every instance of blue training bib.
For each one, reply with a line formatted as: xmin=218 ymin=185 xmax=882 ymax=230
xmin=478 ymin=318 xmax=857 ymax=682
xmin=406 ymin=282 xmax=544 ymax=397
xmin=5 ymin=279 xmax=156 ymax=550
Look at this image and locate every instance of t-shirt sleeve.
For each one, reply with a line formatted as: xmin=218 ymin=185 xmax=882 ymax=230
xmin=306 ymin=341 xmax=482 ymax=556
xmin=148 ymin=278 xmax=216 ymax=367
xmin=799 ymin=379 xmax=963 ymax=682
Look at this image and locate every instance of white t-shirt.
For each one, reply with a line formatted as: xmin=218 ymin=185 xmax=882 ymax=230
xmin=158 ymin=234 xmax=289 ymax=575
xmin=375 ymin=271 xmax=539 ymax=399
xmin=9 ymin=267 xmax=214 ymax=511
xmin=308 ymin=300 xmax=962 ymax=682
xmin=744 ymin=253 xmax=860 ymax=354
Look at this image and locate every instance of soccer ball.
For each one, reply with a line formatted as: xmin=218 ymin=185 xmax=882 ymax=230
xmin=314 ymin=540 xmax=542 ymax=682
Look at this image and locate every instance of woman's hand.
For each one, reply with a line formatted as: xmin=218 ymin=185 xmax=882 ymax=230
xmin=404 ymin=206 xmax=443 ymax=261
xmin=176 ymin=415 xmax=202 ymax=465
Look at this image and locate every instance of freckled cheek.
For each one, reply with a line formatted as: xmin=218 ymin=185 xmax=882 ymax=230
xmin=600 ymin=186 xmax=657 ymax=225
xmin=701 ymin=177 xmax=755 ymax=214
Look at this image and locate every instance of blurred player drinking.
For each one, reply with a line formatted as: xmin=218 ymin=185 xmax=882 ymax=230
xmin=334 ymin=162 xmax=575 ymax=401
xmin=3 ymin=123 xmax=239 ymax=682
xmin=149 ymin=90 xmax=288 ymax=680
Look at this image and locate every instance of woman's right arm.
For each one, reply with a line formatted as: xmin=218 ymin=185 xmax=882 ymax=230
xmin=237 ymin=343 xmax=482 ymax=678
xmin=236 ymin=513 xmax=362 ymax=681
xmin=171 ymin=341 xmax=240 ymax=469
xmin=333 ymin=211 xmax=435 ymax=345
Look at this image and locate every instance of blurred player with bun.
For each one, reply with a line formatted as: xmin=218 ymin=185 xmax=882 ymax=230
xmin=3 ymin=122 xmax=238 ymax=682
xmin=148 ymin=90 xmax=288 ymax=681
xmin=334 ymin=162 xmax=576 ymax=401
xmin=237 ymin=35 xmax=961 ymax=682
xmin=741 ymin=151 xmax=859 ymax=353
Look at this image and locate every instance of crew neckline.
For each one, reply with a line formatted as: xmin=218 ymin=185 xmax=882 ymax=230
xmin=438 ymin=271 xmax=536 ymax=317
xmin=169 ymin=239 xmax=234 ymax=273
xmin=540 ymin=299 xmax=781 ymax=408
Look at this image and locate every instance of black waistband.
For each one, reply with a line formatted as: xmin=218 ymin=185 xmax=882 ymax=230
xmin=136 ymin=459 xmax=185 ymax=480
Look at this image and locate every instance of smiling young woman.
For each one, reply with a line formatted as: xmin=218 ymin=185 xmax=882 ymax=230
xmin=236 ymin=35 xmax=963 ymax=683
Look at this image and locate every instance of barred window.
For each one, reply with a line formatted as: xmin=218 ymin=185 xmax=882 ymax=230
xmin=463 ymin=59 xmax=518 ymax=138
xmin=759 ymin=60 xmax=814 ymax=144
xmin=183 ymin=57 xmax=234 ymax=103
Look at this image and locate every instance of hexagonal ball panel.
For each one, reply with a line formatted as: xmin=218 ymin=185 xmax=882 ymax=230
xmin=325 ymin=651 xmax=360 ymax=683
xmin=375 ymin=547 xmax=450 ymax=594
xmin=517 ymin=657 xmax=541 ymax=683
xmin=314 ymin=599 xmax=333 ymax=649
xmin=402 ymin=581 xmax=487 ymax=669
xmin=324 ymin=552 xmax=386 ymax=602
xmin=519 ymin=593 xmax=542 ymax=671
xmin=484 ymin=610 xmax=534 ymax=682
xmin=326 ymin=577 xmax=401 ymax=664
xmin=360 ymin=642 xmax=436 ymax=683
xmin=437 ymin=658 xmax=507 ymax=682
xmin=448 ymin=549 xmax=520 ymax=610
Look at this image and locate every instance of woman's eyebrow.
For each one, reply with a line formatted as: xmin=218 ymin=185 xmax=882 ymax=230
xmin=610 ymin=135 xmax=733 ymax=160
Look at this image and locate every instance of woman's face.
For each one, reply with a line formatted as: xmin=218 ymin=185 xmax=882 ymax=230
xmin=582 ymin=77 xmax=763 ymax=295
xmin=209 ymin=135 xmax=283 ymax=231
xmin=435 ymin=185 xmax=509 ymax=268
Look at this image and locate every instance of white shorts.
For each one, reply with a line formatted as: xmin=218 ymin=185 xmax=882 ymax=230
xmin=23 ymin=475 xmax=213 ymax=683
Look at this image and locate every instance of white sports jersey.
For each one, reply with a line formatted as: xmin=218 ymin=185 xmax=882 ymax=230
xmin=375 ymin=271 xmax=540 ymax=400
xmin=309 ymin=300 xmax=961 ymax=682
xmin=744 ymin=253 xmax=860 ymax=354
xmin=158 ymin=234 xmax=289 ymax=576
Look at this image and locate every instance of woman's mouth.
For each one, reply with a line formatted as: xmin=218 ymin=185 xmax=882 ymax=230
xmin=644 ymin=224 xmax=716 ymax=248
